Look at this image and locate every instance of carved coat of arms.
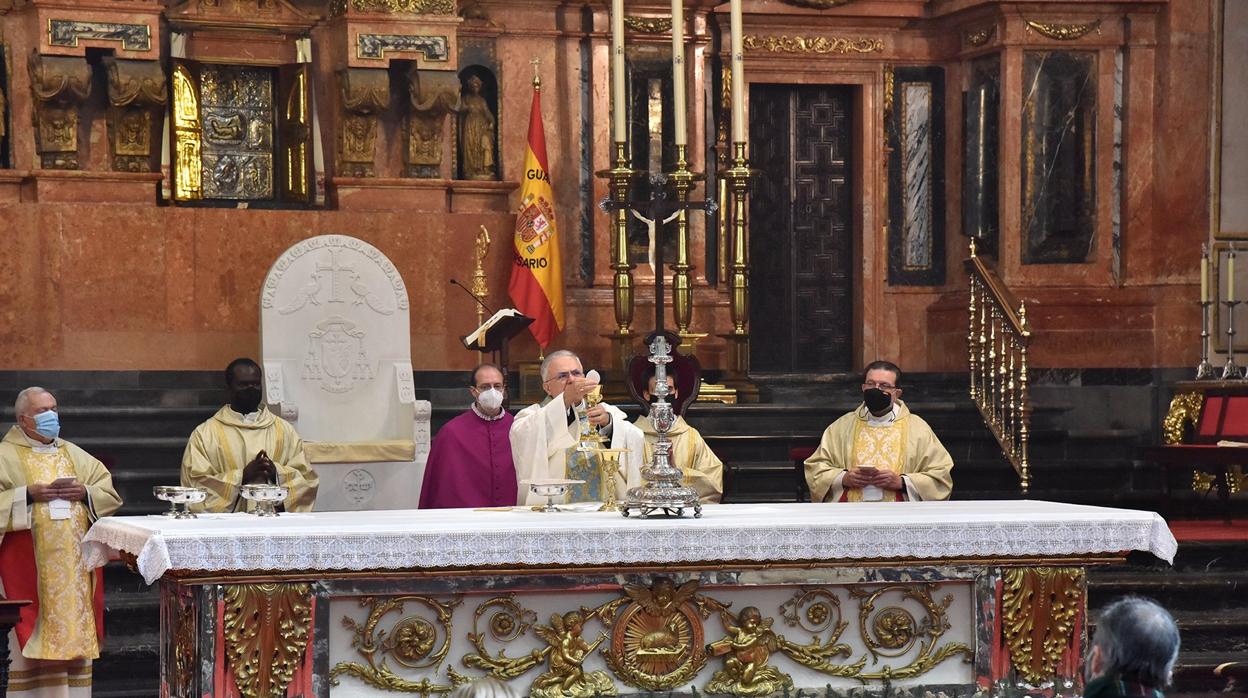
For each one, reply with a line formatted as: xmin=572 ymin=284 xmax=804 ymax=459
xmin=302 ymin=317 xmax=374 ymax=393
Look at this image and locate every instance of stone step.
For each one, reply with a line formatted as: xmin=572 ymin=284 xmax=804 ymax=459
xmin=95 ymin=630 xmax=160 ymax=698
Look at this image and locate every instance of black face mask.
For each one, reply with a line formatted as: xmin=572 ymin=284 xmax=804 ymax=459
xmin=862 ymin=388 xmax=892 ymax=414
xmin=231 ymin=386 xmax=263 ymax=414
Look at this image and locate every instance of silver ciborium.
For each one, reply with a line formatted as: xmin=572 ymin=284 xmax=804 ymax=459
xmin=621 ymin=335 xmax=702 ymax=518
xmin=526 ymin=479 xmax=585 ymax=512
xmin=240 ymin=483 xmax=288 ymax=517
xmin=154 ymin=485 xmax=206 ymax=519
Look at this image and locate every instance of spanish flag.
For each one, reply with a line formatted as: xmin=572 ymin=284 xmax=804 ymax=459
xmin=508 ymin=74 xmax=565 ymax=348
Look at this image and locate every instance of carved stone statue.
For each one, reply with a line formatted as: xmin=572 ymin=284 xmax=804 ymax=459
xmin=458 ymin=74 xmax=497 ymax=180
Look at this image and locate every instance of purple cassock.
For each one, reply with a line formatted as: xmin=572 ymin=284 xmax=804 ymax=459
xmin=419 ymin=406 xmax=517 ymax=508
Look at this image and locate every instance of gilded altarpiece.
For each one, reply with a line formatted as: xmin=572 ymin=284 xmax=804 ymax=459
xmin=171 ymin=59 xmax=313 ymax=202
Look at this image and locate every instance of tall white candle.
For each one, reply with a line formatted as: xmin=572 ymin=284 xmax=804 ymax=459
xmin=1229 ymin=251 xmax=1237 ymax=302
xmin=1201 ymin=252 xmax=1209 ymax=304
xmin=612 ymin=0 xmax=626 ymax=143
xmin=730 ymin=0 xmax=745 ymax=143
xmin=672 ymin=0 xmax=687 ymax=146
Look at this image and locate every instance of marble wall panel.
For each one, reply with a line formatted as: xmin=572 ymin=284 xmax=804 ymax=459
xmin=887 ymin=66 xmax=944 ymax=285
xmin=1020 ymin=51 xmax=1097 ymax=264
xmin=962 ymin=54 xmax=999 ymax=255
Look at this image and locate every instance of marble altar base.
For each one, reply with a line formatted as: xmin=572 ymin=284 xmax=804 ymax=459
xmin=80 ymin=501 xmax=1176 ymax=698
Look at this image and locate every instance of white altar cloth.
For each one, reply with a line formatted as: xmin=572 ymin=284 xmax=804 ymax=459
xmin=81 ymin=500 xmax=1177 ymax=584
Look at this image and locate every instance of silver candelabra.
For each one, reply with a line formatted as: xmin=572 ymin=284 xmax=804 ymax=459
xmin=621 ymin=335 xmax=702 ymax=518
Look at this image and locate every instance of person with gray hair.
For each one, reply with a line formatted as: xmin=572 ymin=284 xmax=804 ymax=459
xmin=509 ymin=349 xmax=643 ymax=506
xmin=1084 ymin=597 xmax=1181 ymax=698
xmin=0 ymin=386 xmax=123 ymax=696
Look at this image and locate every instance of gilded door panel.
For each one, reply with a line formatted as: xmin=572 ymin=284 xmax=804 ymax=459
xmin=200 ymin=63 xmax=275 ymax=201
xmin=749 ymin=84 xmax=854 ymax=372
xmin=278 ymin=63 xmax=313 ymax=203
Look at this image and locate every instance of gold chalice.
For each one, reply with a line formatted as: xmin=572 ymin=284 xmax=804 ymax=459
xmin=595 ymin=448 xmax=630 ymax=512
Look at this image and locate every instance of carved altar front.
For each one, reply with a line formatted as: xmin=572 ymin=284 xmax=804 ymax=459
xmin=81 ymin=501 xmax=1176 ymax=698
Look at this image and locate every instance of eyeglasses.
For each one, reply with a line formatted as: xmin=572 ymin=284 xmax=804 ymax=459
xmin=474 ymin=383 xmax=505 ymax=391
xmin=862 ymin=380 xmax=898 ymax=391
xmin=543 ymin=369 xmax=584 ymax=383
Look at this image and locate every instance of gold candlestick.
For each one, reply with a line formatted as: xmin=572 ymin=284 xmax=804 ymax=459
xmin=719 ymin=141 xmax=759 ymax=402
xmin=471 ymin=225 xmax=491 ymax=328
xmin=668 ymin=144 xmax=704 ymax=336
xmin=596 ymin=142 xmax=641 ymax=376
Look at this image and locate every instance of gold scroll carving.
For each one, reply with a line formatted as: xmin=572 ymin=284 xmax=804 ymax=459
xmin=774 ymin=584 xmax=972 ymax=681
xmin=1001 ymin=567 xmax=1084 ymax=685
xmin=334 ymin=0 xmax=453 ymax=15
xmin=222 ymin=582 xmax=313 ymax=698
xmin=624 ymin=16 xmax=672 ymax=34
xmin=329 ymin=594 xmax=466 ymax=695
xmin=1024 ymin=19 xmax=1103 ymax=41
xmin=743 ymin=34 xmax=883 ymax=55
xmin=103 ymin=58 xmax=167 ymax=172
xmin=705 ymin=607 xmax=793 ymax=697
xmin=338 ymin=68 xmax=388 ymax=178
xmin=1162 ymin=391 xmax=1202 ymax=445
xmin=28 ymin=54 xmax=92 ymax=170
xmin=406 ymin=67 xmax=460 ymax=178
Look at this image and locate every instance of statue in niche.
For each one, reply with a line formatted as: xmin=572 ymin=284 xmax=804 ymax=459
xmin=459 ymin=73 xmax=497 ymax=180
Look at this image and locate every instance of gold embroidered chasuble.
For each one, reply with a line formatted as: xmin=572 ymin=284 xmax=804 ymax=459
xmin=633 ymin=415 xmax=724 ymax=503
xmin=181 ymin=406 xmax=319 ymax=513
xmin=0 ymin=426 xmax=122 ymax=664
xmin=803 ymin=401 xmax=954 ymax=503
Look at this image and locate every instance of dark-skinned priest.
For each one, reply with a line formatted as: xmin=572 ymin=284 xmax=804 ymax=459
xmin=181 ymin=357 xmax=319 ymax=513
xmin=804 ymin=360 xmax=953 ymax=503
xmin=420 ymin=364 xmax=517 ymax=508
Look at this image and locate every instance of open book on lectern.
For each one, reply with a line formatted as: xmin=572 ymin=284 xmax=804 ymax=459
xmin=463 ymin=308 xmax=535 ymax=352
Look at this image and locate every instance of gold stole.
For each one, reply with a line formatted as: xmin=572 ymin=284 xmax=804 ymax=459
xmin=210 ymin=419 xmax=288 ymax=511
xmin=844 ymin=419 xmax=908 ymax=503
xmin=19 ymin=448 xmax=98 ymax=660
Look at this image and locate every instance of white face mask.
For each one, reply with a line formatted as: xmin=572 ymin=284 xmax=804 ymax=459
xmin=477 ymin=388 xmax=504 ymax=411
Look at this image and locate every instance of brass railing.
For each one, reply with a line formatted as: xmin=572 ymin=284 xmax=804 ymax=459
xmin=966 ymin=240 xmax=1032 ymax=493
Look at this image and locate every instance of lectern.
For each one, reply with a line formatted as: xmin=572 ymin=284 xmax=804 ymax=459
xmin=462 ymin=309 xmax=534 ymax=372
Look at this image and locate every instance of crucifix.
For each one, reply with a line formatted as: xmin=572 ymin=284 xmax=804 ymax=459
xmin=599 ymin=169 xmax=717 ymax=336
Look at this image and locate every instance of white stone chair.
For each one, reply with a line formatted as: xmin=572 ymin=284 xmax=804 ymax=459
xmin=260 ymin=234 xmax=431 ymax=510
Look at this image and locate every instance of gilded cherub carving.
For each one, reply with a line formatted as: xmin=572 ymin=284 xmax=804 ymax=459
xmin=705 ymin=606 xmax=793 ymax=697
xmin=531 ymin=611 xmax=616 ymax=698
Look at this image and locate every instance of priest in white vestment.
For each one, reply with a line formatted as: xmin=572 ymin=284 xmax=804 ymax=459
xmin=509 ymin=350 xmax=644 ymax=505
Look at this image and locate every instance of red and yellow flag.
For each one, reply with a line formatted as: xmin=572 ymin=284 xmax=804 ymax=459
xmin=508 ymin=76 xmax=565 ymax=348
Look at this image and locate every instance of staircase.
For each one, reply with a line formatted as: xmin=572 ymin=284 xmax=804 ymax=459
xmin=0 ymin=371 xmax=1242 ymax=696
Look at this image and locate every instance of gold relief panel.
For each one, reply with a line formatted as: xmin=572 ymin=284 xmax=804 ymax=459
xmin=1024 ymin=19 xmax=1103 ymax=41
xmin=330 ymin=595 xmax=465 ymax=693
xmin=743 ymin=34 xmax=884 ymax=55
xmin=406 ymin=68 xmax=460 ymax=178
xmin=965 ymin=25 xmax=996 ymax=48
xmin=335 ymin=0 xmax=453 ymax=15
xmin=222 ymin=582 xmax=313 ymax=698
xmin=327 ymin=579 xmax=978 ymax=695
xmin=1001 ymin=567 xmax=1084 ymax=685
xmin=624 ymin=16 xmax=672 ymax=34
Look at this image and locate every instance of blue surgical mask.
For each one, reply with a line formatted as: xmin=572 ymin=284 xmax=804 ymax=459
xmin=32 ymin=411 xmax=60 ymax=440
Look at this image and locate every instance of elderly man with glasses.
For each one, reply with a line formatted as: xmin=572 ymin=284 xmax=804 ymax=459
xmin=804 ymin=360 xmax=953 ymax=503
xmin=509 ymin=350 xmax=643 ymax=506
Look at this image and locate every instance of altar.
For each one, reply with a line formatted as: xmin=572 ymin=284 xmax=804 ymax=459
xmin=80 ymin=501 xmax=1176 ymax=698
